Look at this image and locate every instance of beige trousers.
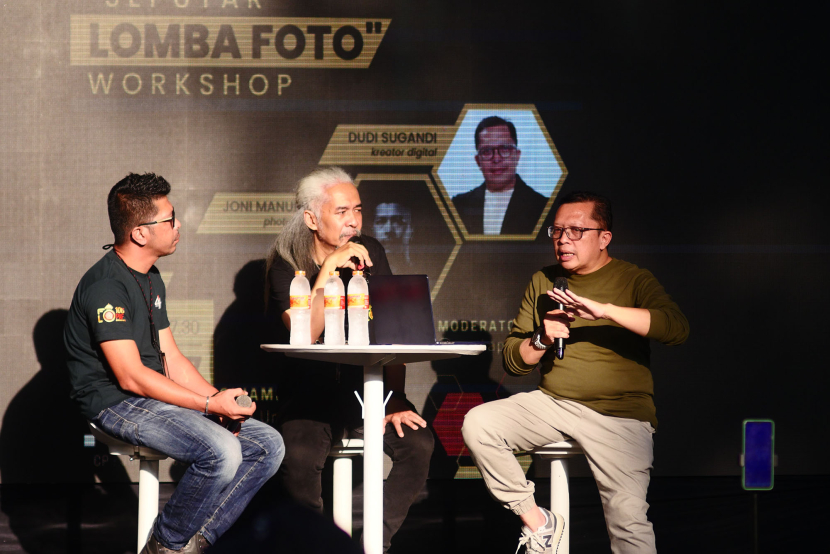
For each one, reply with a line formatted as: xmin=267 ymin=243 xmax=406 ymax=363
xmin=462 ymin=391 xmax=657 ymax=554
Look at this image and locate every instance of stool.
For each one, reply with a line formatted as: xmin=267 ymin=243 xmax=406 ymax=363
xmin=87 ymin=422 xmax=169 ymax=553
xmin=530 ymin=441 xmax=584 ymax=554
xmin=328 ymin=438 xmax=365 ymax=536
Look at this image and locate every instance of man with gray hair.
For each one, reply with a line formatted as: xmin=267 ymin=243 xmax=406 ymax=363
xmin=265 ymin=167 xmax=434 ymax=552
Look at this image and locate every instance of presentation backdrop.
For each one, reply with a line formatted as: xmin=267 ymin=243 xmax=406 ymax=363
xmin=1 ymin=1 xmax=827 ymax=483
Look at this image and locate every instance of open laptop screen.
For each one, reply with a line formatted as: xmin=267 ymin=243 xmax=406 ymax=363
xmin=368 ymin=275 xmax=436 ymax=345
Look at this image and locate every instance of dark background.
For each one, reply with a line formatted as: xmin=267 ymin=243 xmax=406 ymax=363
xmin=1 ymin=0 xmax=827 ymax=490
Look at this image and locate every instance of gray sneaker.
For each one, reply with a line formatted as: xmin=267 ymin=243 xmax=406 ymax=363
xmin=515 ymin=507 xmax=564 ymax=554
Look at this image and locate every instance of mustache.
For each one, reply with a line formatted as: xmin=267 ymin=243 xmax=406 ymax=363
xmin=339 ymin=229 xmax=361 ymax=240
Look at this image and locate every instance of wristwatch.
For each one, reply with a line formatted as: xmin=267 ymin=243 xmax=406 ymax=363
xmin=531 ymin=326 xmax=553 ymax=350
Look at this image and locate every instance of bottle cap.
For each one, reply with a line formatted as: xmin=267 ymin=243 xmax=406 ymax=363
xmin=329 ymin=271 xmax=339 ymax=276
xmin=294 ymin=270 xmax=306 ymax=276
xmin=354 ymin=270 xmax=364 ymax=276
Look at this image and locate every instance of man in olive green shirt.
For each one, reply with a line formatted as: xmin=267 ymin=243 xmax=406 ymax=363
xmin=462 ymin=192 xmax=689 ymax=554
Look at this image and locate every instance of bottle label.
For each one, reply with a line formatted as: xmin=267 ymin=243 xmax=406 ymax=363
xmin=324 ymin=295 xmax=345 ymax=309
xmin=347 ymin=293 xmax=369 ymax=309
xmin=290 ymin=294 xmax=310 ymax=309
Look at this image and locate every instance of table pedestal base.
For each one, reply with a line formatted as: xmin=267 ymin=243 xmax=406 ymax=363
xmin=363 ymin=364 xmax=384 ymax=554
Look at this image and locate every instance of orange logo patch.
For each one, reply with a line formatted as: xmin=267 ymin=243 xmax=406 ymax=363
xmin=97 ymin=304 xmax=126 ymax=323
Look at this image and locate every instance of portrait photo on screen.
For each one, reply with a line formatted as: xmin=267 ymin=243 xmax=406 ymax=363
xmin=437 ymin=108 xmax=565 ymax=239
xmin=357 ymin=178 xmax=455 ymax=287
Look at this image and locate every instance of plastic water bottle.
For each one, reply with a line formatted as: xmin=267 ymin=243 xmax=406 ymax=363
xmin=347 ymin=270 xmax=370 ymax=346
xmin=324 ymin=271 xmax=345 ymax=345
xmin=289 ymin=270 xmax=311 ymax=345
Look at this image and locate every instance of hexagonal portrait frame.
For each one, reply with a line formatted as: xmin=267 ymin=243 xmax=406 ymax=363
xmin=355 ymin=173 xmax=462 ymax=300
xmin=433 ymin=104 xmax=568 ymax=241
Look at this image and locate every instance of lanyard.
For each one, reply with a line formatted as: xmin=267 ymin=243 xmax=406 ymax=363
xmin=112 ymin=250 xmax=168 ymax=377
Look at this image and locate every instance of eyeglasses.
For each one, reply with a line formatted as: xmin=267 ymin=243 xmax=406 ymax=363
xmin=139 ymin=209 xmax=175 ymax=228
xmin=547 ymin=226 xmax=604 ymax=240
xmin=477 ymin=145 xmax=517 ymax=160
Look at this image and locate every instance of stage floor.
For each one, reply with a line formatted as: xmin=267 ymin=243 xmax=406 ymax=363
xmin=0 ymin=476 xmax=825 ymax=553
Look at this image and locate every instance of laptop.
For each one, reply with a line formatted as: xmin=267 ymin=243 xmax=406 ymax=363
xmin=367 ymin=275 xmax=437 ymax=345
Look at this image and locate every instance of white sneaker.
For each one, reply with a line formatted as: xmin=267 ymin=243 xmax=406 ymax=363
xmin=515 ymin=507 xmax=564 ymax=554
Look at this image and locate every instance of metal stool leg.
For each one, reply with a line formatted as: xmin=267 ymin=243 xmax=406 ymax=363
xmin=88 ymin=423 xmax=166 ymax=553
xmin=332 ymin=456 xmax=354 ymax=536
xmin=550 ymin=457 xmax=571 ymax=554
xmin=137 ymin=458 xmax=160 ymax=552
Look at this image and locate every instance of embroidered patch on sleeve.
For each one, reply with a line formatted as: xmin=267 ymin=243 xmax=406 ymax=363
xmin=97 ymin=304 xmax=126 ymax=323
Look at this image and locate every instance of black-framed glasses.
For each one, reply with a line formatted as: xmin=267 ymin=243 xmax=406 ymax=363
xmin=547 ymin=226 xmax=604 ymax=240
xmin=477 ymin=145 xmax=517 ymax=160
xmin=139 ymin=209 xmax=175 ymax=228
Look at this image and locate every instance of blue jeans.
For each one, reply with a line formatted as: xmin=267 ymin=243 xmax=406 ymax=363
xmin=94 ymin=397 xmax=284 ymax=549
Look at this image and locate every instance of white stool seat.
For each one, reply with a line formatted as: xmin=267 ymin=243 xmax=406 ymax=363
xmin=328 ymin=438 xmax=364 ymax=536
xmin=88 ymin=422 xmax=168 ymax=552
xmin=530 ymin=440 xmax=584 ymax=554
xmin=532 ymin=440 xmax=584 ymax=458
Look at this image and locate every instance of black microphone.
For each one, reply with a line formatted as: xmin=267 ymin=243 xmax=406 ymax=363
xmin=553 ymin=277 xmax=569 ymax=360
xmin=348 ymin=235 xmax=370 ymax=275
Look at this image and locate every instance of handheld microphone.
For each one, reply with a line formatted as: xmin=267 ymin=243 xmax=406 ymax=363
xmin=348 ymin=235 xmax=370 ymax=275
xmin=224 ymin=394 xmax=253 ymax=432
xmin=553 ymin=277 xmax=569 ymax=360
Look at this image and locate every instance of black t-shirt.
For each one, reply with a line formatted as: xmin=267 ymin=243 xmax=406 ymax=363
xmin=64 ymin=250 xmax=170 ymax=419
xmin=266 ymin=235 xmax=391 ymax=396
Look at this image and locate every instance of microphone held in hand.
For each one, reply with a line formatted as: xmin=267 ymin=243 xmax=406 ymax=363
xmin=348 ymin=235 xmax=370 ymax=275
xmin=553 ymin=277 xmax=569 ymax=360
xmin=224 ymin=394 xmax=253 ymax=432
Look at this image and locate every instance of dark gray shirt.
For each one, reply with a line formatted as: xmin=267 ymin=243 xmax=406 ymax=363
xmin=64 ymin=250 xmax=169 ymax=419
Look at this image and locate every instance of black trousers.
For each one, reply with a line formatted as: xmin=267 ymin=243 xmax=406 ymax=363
xmin=276 ymin=382 xmax=434 ymax=553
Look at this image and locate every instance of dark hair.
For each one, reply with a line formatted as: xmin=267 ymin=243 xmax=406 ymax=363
xmin=474 ymin=116 xmax=518 ymax=150
xmin=107 ymin=173 xmax=171 ymax=244
xmin=557 ymin=191 xmax=613 ymax=231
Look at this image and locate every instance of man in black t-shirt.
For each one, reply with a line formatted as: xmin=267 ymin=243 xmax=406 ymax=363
xmin=65 ymin=173 xmax=283 ymax=554
xmin=264 ymin=167 xmax=434 ymax=553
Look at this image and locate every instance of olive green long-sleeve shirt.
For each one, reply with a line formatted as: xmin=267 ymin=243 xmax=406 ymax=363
xmin=503 ymin=258 xmax=689 ymax=428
